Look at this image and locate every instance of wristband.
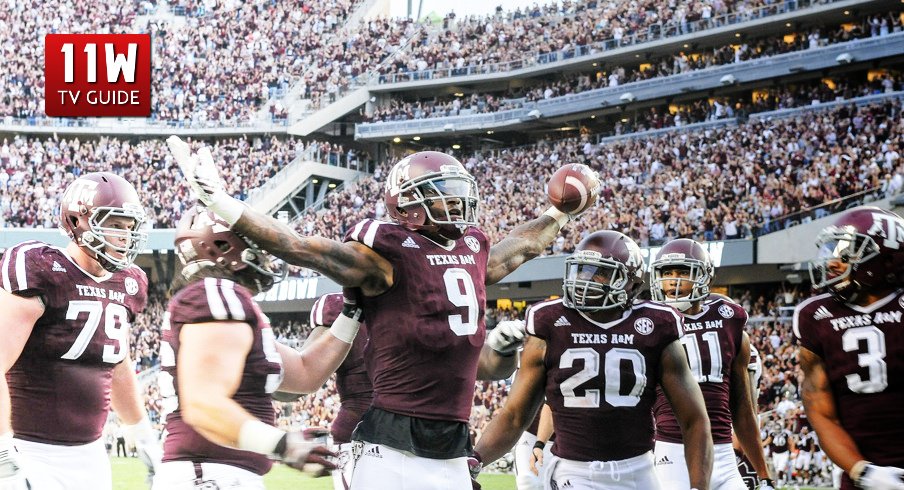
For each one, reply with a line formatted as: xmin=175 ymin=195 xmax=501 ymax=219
xmin=238 ymin=419 xmax=286 ymax=456
xmin=329 ymin=312 xmax=361 ymax=344
xmin=533 ymin=440 xmax=546 ymax=451
xmin=123 ymin=417 xmax=156 ymax=445
xmin=850 ymin=460 xmax=869 ymax=482
xmin=209 ymin=194 xmax=245 ymax=227
xmin=543 ymin=207 xmax=570 ymax=228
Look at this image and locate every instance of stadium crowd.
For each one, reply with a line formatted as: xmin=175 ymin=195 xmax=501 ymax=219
xmin=0 ymin=135 xmax=366 ymax=228
xmin=0 ymin=0 xmax=361 ymax=124
xmin=295 ymin=97 xmax=904 ymax=257
xmin=364 ymin=13 xmax=902 ymax=123
xmin=1 ymin=0 xmax=849 ymax=123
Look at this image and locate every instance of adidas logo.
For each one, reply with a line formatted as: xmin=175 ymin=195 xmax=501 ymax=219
xmin=363 ymin=446 xmax=383 ymax=459
xmin=656 ymin=455 xmax=673 ymax=465
xmin=401 ymin=237 xmax=420 ymax=248
xmin=52 ymin=261 xmax=67 ymax=273
xmin=554 ymin=316 xmax=571 ymax=327
xmin=812 ymin=306 xmax=833 ymax=321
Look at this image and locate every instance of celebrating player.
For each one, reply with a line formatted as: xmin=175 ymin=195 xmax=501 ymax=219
xmin=167 ymin=137 xmax=596 ymax=489
xmin=153 ymin=207 xmax=348 ymax=489
xmin=649 ymin=239 xmax=773 ymax=489
xmin=0 ymin=172 xmax=159 ymax=490
xmin=474 ymin=231 xmax=714 ymax=490
xmin=794 ymin=207 xmax=904 ymax=490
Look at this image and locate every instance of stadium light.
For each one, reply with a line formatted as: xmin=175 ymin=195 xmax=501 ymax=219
xmin=528 ymin=109 xmax=542 ymax=119
xmin=835 ymin=53 xmax=853 ymax=64
xmin=619 ymin=92 xmax=636 ymax=103
xmin=720 ymin=74 xmax=737 ymax=86
xmin=443 ymin=123 xmax=455 ymax=131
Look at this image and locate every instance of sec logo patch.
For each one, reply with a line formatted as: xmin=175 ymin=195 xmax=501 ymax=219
xmin=634 ymin=317 xmax=654 ymax=335
xmin=464 ymin=236 xmax=480 ymax=253
xmin=718 ymin=304 xmax=734 ymax=318
xmin=125 ymin=277 xmax=139 ymax=295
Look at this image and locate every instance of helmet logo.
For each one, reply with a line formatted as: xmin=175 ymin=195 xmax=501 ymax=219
xmin=866 ymin=212 xmax=904 ymax=249
xmin=718 ymin=304 xmax=734 ymax=318
xmin=387 ymin=158 xmax=412 ymax=196
xmin=65 ymin=179 xmax=99 ymax=212
xmin=125 ymin=277 xmax=139 ymax=295
xmin=634 ymin=317 xmax=654 ymax=335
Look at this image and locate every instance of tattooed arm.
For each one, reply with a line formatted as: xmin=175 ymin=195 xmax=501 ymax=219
xmin=232 ymin=208 xmax=393 ymax=297
xmin=486 ymin=214 xmax=563 ymax=285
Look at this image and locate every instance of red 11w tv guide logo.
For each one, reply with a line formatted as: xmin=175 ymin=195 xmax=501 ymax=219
xmin=45 ymin=34 xmax=151 ymax=117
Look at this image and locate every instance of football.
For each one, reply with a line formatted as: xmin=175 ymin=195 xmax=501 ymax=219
xmin=546 ymin=163 xmax=601 ymax=215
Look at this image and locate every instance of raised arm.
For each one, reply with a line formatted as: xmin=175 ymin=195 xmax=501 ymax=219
xmin=659 ymin=340 xmax=713 ymax=490
xmin=232 ymin=208 xmax=393 ymax=296
xmin=729 ymin=333 xmax=772 ymax=484
xmin=166 ymin=136 xmax=392 ymax=296
xmin=486 ymin=212 xmax=565 ymax=285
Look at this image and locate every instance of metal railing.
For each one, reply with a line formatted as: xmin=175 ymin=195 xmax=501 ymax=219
xmin=368 ymin=0 xmax=840 ymax=85
xmin=355 ymin=32 xmax=904 ymax=138
xmin=245 ymin=146 xmax=372 ymax=205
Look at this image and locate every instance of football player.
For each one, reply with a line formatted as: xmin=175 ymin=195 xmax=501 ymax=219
xmin=0 ymin=172 xmax=159 ymax=490
xmin=167 ymin=138 xmax=593 ymax=489
xmin=473 ymin=231 xmax=714 ymax=490
xmin=153 ymin=207 xmax=345 ymax=489
xmin=304 ymin=292 xmax=373 ymax=490
xmin=763 ymin=423 xmax=793 ymax=485
xmin=794 ymin=426 xmax=816 ymax=484
xmin=650 ymin=239 xmax=774 ymax=490
xmin=794 ymin=206 xmax=904 ymax=490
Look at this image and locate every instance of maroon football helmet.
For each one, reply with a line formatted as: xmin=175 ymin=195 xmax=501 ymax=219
xmin=563 ymin=231 xmax=645 ymax=312
xmin=383 ymin=151 xmax=479 ymax=240
xmin=809 ymin=206 xmax=904 ymax=301
xmin=649 ymin=238 xmax=714 ymax=312
xmin=174 ymin=206 xmax=287 ymax=294
xmin=59 ymin=172 xmax=148 ymax=272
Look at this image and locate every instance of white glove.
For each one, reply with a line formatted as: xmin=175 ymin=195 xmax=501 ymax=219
xmin=856 ymin=463 xmax=904 ymax=490
xmin=166 ymin=136 xmax=244 ymax=226
xmin=278 ymin=429 xmax=336 ymax=477
xmin=486 ymin=320 xmax=526 ymax=355
xmin=124 ymin=419 xmax=162 ymax=488
xmin=0 ymin=433 xmax=29 ymax=490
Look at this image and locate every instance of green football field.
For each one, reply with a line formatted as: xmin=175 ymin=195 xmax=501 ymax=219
xmin=112 ymin=457 xmax=831 ymax=489
xmin=112 ymin=457 xmax=516 ymax=489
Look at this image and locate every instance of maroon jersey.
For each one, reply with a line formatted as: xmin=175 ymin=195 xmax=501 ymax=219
xmin=768 ymin=430 xmax=791 ymax=453
xmin=527 ymin=299 xmax=683 ymax=461
xmin=161 ymin=278 xmax=284 ymax=475
xmin=310 ymin=292 xmax=372 ymax=443
xmin=1 ymin=241 xmax=147 ymax=445
xmin=793 ymin=291 xmax=904 ymax=486
xmin=654 ymin=297 xmax=748 ymax=444
xmin=344 ymin=219 xmax=488 ymax=422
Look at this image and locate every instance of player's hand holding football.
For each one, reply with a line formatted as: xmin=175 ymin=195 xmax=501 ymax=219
xmin=544 ymin=163 xmax=601 ymax=227
xmin=853 ymin=461 xmax=904 ymax=490
xmin=0 ymin=434 xmax=29 ymax=490
xmin=277 ymin=429 xmax=337 ymax=477
xmin=486 ymin=320 xmax=526 ymax=356
xmin=166 ymin=135 xmax=245 ymax=226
